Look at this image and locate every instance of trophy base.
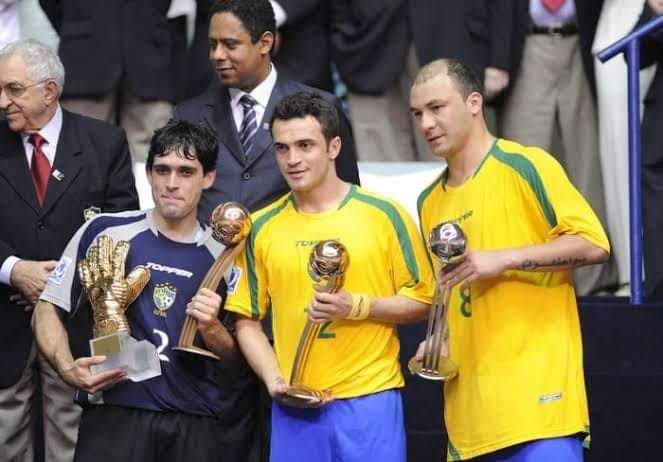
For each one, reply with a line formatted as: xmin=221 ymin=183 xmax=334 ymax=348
xmin=282 ymin=385 xmax=332 ymax=408
xmin=172 ymin=345 xmax=220 ymax=361
xmin=90 ymin=332 xmax=161 ymax=382
xmin=407 ymin=356 xmax=458 ymax=381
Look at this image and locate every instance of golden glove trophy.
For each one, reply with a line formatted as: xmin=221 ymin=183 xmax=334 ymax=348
xmin=173 ymin=202 xmax=251 ymax=360
xmin=408 ymin=222 xmax=466 ymax=381
xmin=284 ymin=240 xmax=349 ymax=407
xmin=78 ymin=235 xmax=159 ymax=381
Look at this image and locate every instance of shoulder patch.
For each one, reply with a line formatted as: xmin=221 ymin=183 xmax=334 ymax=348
xmin=49 ymin=256 xmax=72 ymax=285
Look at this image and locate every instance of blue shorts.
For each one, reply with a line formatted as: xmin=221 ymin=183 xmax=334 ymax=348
xmin=475 ymin=436 xmax=583 ymax=462
xmin=270 ymin=389 xmax=406 ymax=462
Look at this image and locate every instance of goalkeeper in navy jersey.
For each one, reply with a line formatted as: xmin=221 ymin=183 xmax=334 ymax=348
xmin=32 ymin=119 xmax=258 ymax=461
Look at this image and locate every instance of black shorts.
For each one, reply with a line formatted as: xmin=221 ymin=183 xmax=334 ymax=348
xmin=74 ymin=405 xmax=229 ymax=462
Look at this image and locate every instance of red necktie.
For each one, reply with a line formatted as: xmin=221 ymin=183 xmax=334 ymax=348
xmin=28 ymin=133 xmax=51 ymax=205
xmin=541 ymin=0 xmax=566 ymax=13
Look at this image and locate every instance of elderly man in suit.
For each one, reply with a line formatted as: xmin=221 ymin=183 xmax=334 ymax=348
xmin=0 ymin=39 xmax=138 ymax=462
xmin=175 ymin=0 xmax=359 ymax=219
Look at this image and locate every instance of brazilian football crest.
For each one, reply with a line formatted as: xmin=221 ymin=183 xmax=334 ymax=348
xmin=153 ymin=283 xmax=177 ymax=318
xmin=83 ymin=206 xmax=101 ymax=221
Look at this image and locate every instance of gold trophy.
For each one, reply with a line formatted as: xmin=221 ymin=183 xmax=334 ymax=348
xmin=408 ymin=222 xmax=467 ymax=381
xmin=173 ymin=202 xmax=251 ymax=360
xmin=284 ymin=240 xmax=349 ymax=407
xmin=78 ymin=235 xmax=159 ymax=381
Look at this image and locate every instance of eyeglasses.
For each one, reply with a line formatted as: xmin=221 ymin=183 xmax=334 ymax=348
xmin=0 ymin=79 xmax=50 ymax=100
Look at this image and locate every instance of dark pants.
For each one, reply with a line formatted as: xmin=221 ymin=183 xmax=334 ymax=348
xmin=74 ymin=405 xmax=225 ymax=462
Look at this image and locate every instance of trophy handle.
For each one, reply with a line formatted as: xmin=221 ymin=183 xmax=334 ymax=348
xmin=173 ymin=241 xmax=246 ymax=361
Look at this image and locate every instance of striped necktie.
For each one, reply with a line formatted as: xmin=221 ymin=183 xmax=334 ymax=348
xmin=239 ymin=94 xmax=258 ymax=155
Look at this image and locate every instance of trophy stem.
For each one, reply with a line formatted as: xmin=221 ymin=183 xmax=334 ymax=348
xmin=409 ymin=283 xmax=458 ymax=381
xmin=173 ymin=241 xmax=245 ymax=361
xmin=290 ymin=319 xmax=322 ymax=385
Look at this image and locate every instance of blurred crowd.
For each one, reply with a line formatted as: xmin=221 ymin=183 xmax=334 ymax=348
xmin=4 ymin=0 xmax=657 ymax=299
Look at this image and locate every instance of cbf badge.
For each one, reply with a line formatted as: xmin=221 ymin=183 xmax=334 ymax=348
xmin=153 ymin=283 xmax=177 ymax=318
xmin=83 ymin=206 xmax=101 ymax=221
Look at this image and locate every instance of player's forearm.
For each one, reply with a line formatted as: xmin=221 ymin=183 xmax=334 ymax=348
xmin=235 ymin=317 xmax=285 ymax=387
xmin=504 ymin=234 xmax=609 ymax=272
xmin=199 ymin=322 xmax=242 ymax=374
xmin=31 ymin=300 xmax=75 ymax=376
xmin=368 ymin=295 xmax=429 ymax=324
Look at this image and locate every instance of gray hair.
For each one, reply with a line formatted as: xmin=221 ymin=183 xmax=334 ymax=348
xmin=0 ymin=39 xmax=65 ymax=95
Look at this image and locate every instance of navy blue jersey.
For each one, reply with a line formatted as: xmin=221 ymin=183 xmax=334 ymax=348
xmin=42 ymin=210 xmax=233 ymax=417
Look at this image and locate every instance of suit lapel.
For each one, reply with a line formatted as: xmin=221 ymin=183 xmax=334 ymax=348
xmin=245 ymin=78 xmax=284 ymax=169
xmin=205 ymin=86 xmax=245 ymax=165
xmin=41 ymin=111 xmax=83 ymax=215
xmin=0 ymin=124 xmax=40 ymax=213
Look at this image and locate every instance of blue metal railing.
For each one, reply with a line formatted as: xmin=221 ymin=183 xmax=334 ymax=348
xmin=597 ymin=14 xmax=663 ymax=304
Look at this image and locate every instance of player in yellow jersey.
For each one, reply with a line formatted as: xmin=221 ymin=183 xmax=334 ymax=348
xmin=409 ymin=59 xmax=610 ymax=461
xmin=224 ymin=92 xmax=434 ymax=462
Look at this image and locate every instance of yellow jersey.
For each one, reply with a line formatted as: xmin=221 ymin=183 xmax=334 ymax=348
xmin=417 ymin=139 xmax=610 ymax=460
xmin=226 ymin=185 xmax=434 ymax=398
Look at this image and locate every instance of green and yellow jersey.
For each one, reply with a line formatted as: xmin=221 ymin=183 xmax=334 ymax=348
xmin=226 ymin=185 xmax=434 ymax=398
xmin=417 ymin=139 xmax=610 ymax=460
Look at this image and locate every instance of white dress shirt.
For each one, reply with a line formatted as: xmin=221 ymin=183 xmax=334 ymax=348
xmin=228 ymin=65 xmax=278 ymax=132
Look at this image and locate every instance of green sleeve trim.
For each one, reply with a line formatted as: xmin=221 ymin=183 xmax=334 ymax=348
xmin=351 ymin=189 xmax=420 ymax=283
xmin=448 ymin=440 xmax=461 ymax=461
xmin=490 ymin=143 xmax=557 ymax=228
xmin=246 ymin=196 xmax=292 ymax=319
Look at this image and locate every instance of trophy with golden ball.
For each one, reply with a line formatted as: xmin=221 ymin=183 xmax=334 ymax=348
xmin=173 ymin=202 xmax=251 ymax=360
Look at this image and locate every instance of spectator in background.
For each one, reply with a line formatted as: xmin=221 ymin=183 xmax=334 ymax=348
xmin=330 ymin=0 xmax=514 ymax=162
xmin=175 ymin=0 xmax=359 ymax=219
xmin=635 ymin=0 xmax=663 ymax=301
xmin=271 ymin=0 xmax=333 ymax=92
xmin=498 ymin=0 xmax=617 ymax=295
xmin=592 ymin=0 xmax=656 ymax=294
xmin=0 ymin=38 xmax=137 ymax=462
xmin=39 ymin=0 xmax=185 ymax=166
xmin=0 ymin=0 xmax=59 ymax=51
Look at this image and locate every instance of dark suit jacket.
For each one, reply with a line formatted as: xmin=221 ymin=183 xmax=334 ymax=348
xmin=330 ymin=0 xmax=513 ymax=93
xmin=174 ymin=76 xmax=360 ymax=220
xmin=273 ymin=0 xmax=334 ymax=92
xmin=0 ymin=110 xmax=138 ymax=388
xmin=39 ymin=0 xmax=183 ymax=101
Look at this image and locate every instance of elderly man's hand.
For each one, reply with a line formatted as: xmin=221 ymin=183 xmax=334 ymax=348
xmin=10 ymin=259 xmax=57 ymax=305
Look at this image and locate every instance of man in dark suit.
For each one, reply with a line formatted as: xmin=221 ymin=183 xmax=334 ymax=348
xmin=175 ymin=0 xmax=359 ymax=220
xmin=330 ymin=0 xmax=514 ymax=161
xmin=38 ymin=0 xmax=184 ymax=166
xmin=636 ymin=0 xmax=663 ymax=300
xmin=0 ymin=39 xmax=138 ymax=461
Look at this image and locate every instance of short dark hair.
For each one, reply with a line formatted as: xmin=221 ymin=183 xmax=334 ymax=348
xmin=269 ymin=92 xmax=340 ymax=145
xmin=209 ymin=0 xmax=276 ymax=45
xmin=414 ymin=58 xmax=484 ymax=100
xmin=147 ymin=119 xmax=218 ymax=174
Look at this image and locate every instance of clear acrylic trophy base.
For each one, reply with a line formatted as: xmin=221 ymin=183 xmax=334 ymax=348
xmin=89 ymin=332 xmax=161 ymax=382
xmin=407 ymin=356 xmax=458 ymax=381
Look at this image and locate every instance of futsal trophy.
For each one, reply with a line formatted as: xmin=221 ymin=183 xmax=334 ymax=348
xmin=285 ymin=239 xmax=349 ymax=407
xmin=408 ymin=222 xmax=466 ymax=381
xmin=79 ymin=235 xmax=160 ymax=382
xmin=173 ymin=202 xmax=252 ymax=360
